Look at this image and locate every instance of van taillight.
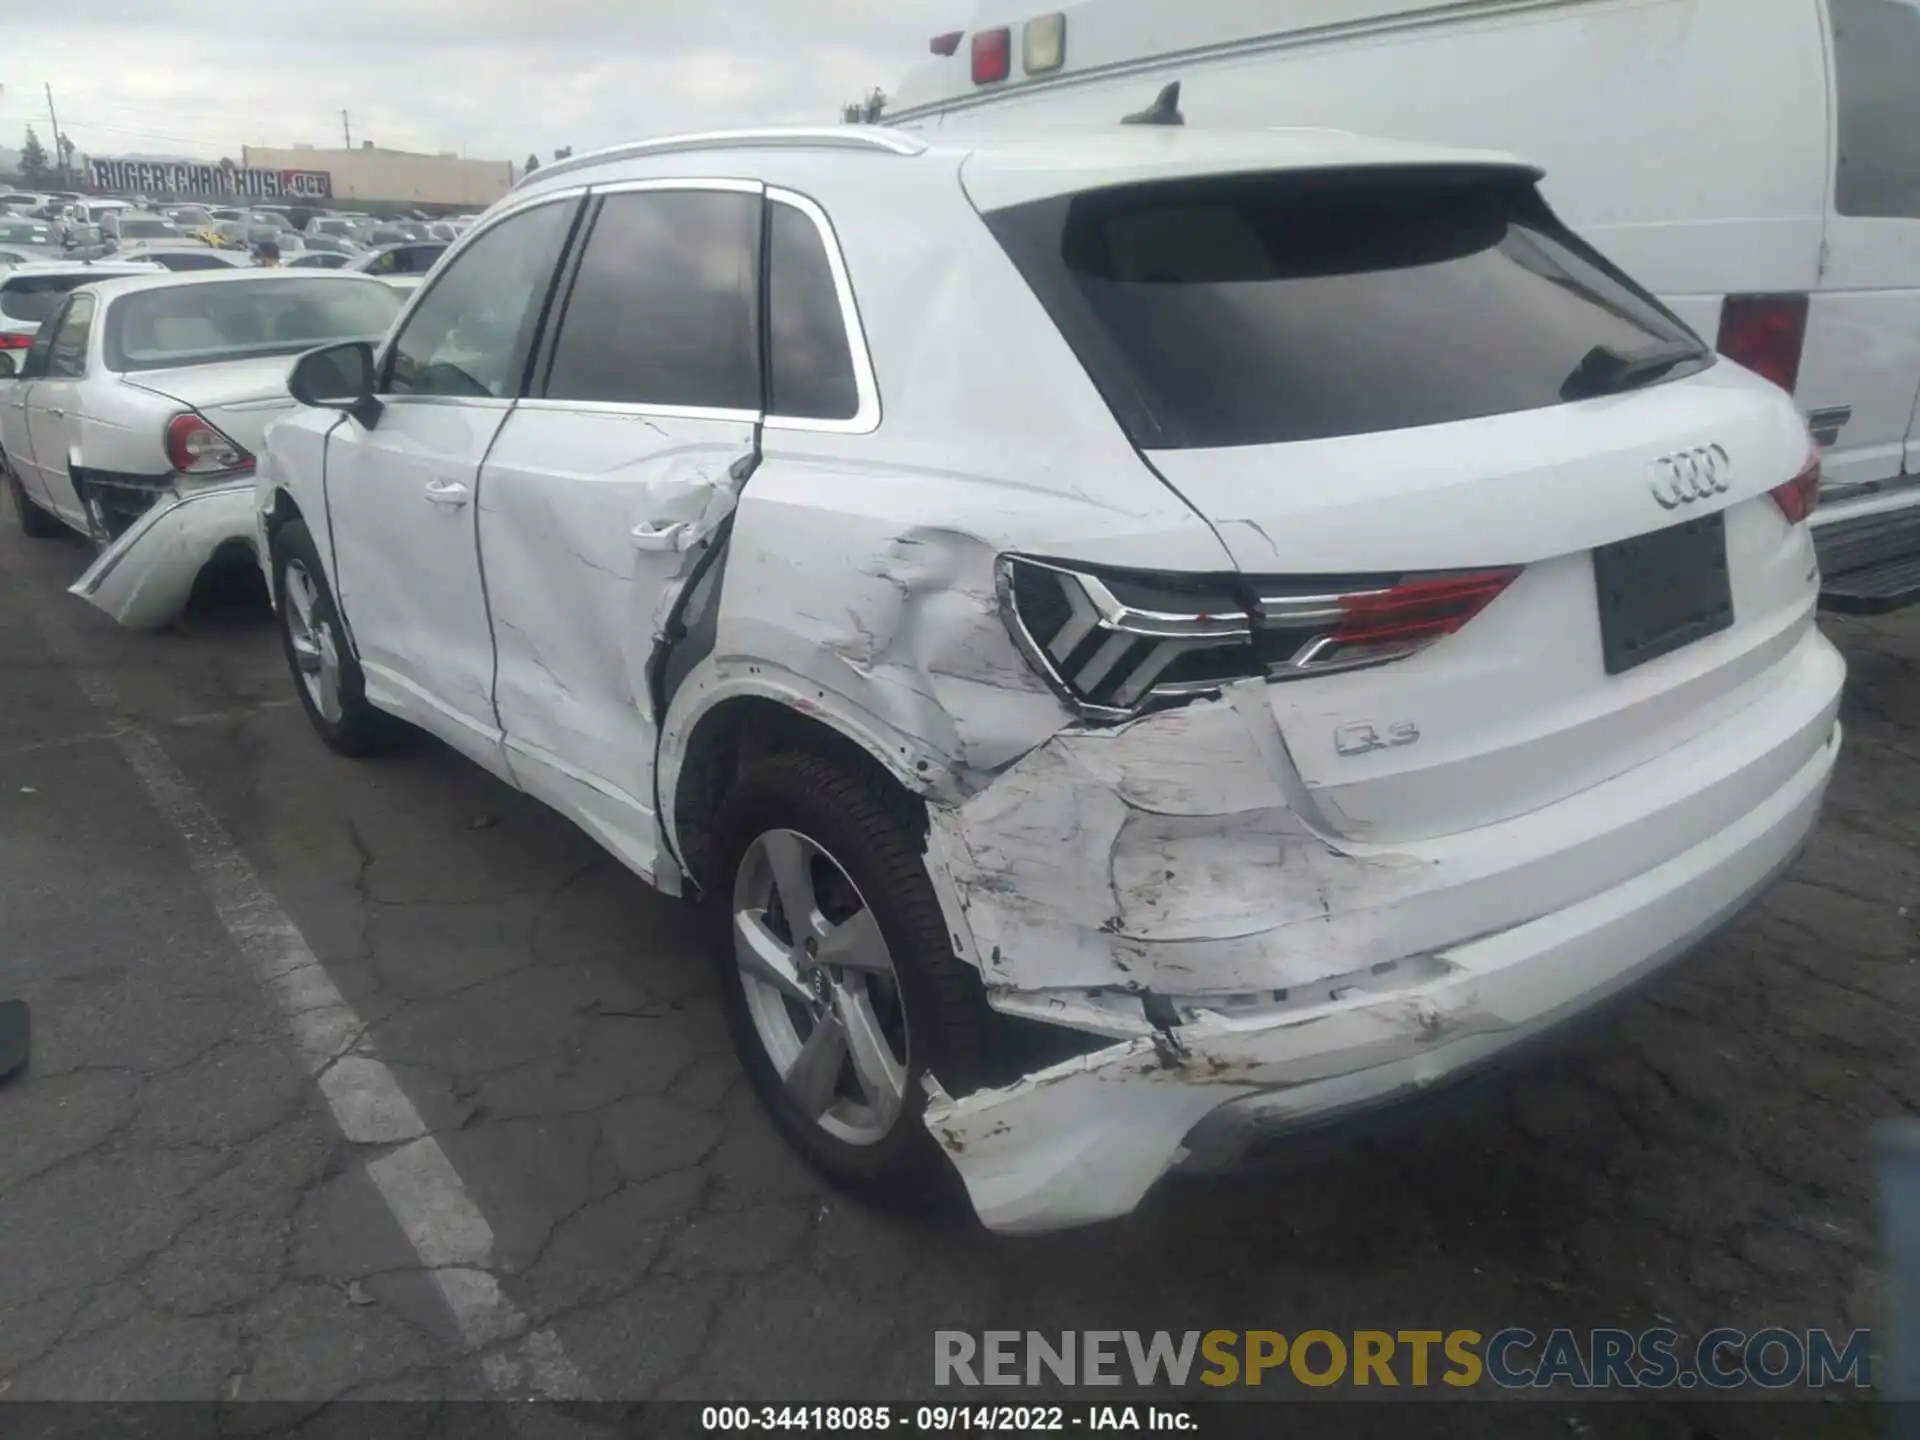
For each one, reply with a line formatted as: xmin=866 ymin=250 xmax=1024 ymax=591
xmin=972 ymin=27 xmax=1011 ymax=83
xmin=1770 ymin=449 xmax=1821 ymax=525
xmin=1716 ymin=294 xmax=1809 ymax=394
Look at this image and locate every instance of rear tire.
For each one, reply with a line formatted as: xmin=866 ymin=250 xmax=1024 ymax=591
xmin=707 ymin=751 xmax=991 ymax=1208
xmin=8 ymin=467 xmax=63 ymax=540
xmin=273 ymin=518 xmax=395 ymax=756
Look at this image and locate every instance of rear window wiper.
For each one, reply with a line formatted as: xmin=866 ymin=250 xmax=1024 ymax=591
xmin=1560 ymin=340 xmax=1705 ymax=401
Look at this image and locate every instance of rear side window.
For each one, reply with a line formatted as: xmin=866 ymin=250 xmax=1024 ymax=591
xmin=1830 ymin=0 xmax=1920 ymax=217
xmin=768 ymin=201 xmax=859 ymax=422
xmin=45 ymin=293 xmax=94 ymax=378
xmin=0 ymin=274 xmax=92 ymax=325
xmin=986 ymin=169 xmax=1706 ymax=449
xmin=542 ymin=188 xmax=761 ymax=410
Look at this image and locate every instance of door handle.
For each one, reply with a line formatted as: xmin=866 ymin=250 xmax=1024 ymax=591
xmin=423 ymin=479 xmax=471 ymax=507
xmin=45 ymin=408 xmax=64 ymax=418
xmin=630 ymin=520 xmax=688 ymax=552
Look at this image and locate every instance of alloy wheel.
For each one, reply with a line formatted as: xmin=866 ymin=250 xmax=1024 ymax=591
xmin=731 ymin=828 xmax=910 ymax=1145
xmin=282 ymin=558 xmax=343 ymax=724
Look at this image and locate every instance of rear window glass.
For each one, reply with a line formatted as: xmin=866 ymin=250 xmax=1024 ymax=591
xmin=0 ymin=274 xmax=94 ymax=324
xmin=104 ymin=278 xmax=401 ymax=372
xmin=0 ymin=222 xmax=52 ymax=246
xmin=116 ymin=218 xmax=176 ymax=239
xmin=986 ymin=169 xmax=1706 ymax=449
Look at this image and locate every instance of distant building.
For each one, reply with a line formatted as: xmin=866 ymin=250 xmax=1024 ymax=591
xmin=241 ymin=142 xmax=513 ymax=208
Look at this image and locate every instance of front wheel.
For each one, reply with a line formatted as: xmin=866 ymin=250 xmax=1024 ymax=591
xmin=707 ymin=752 xmax=992 ymax=1206
xmin=273 ymin=518 xmax=395 ymax=756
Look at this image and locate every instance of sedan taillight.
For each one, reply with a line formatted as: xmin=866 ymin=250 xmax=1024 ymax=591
xmin=165 ymin=412 xmax=253 ymax=476
xmin=0 ymin=332 xmax=32 ymax=350
xmin=998 ymin=556 xmax=1520 ymax=722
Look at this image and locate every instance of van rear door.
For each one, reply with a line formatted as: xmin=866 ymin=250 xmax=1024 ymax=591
xmin=1809 ymin=0 xmax=1920 ymax=494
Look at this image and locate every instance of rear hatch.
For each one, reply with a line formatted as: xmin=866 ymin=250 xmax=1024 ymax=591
xmin=985 ymin=162 xmax=1820 ymax=844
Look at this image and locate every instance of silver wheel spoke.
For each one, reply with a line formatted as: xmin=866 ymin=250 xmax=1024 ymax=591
xmin=816 ymin=907 xmax=890 ymax=973
xmin=315 ymin=635 xmax=342 ymax=722
xmin=762 ymin=830 xmax=821 ymax=936
xmin=285 ymin=570 xmax=314 ymax=629
xmin=784 ymin=1011 xmax=847 ymax=1118
xmin=834 ymin=983 xmax=905 ymax=1116
xmin=733 ymin=909 xmax=813 ymax=1004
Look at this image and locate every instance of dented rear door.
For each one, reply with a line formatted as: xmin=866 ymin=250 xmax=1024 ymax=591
xmin=480 ymin=183 xmax=765 ymax=883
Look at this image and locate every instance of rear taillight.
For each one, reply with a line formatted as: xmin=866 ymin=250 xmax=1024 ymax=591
xmin=998 ymin=557 xmax=1520 ymax=722
xmin=971 ymin=26 xmax=1011 ymax=83
xmin=165 ymin=412 xmax=253 ymax=476
xmin=0 ymin=332 xmax=31 ymax=349
xmin=1716 ymin=294 xmax=1809 ymax=394
xmin=1770 ymin=449 xmax=1821 ymax=526
xmin=1260 ymin=570 xmax=1521 ymax=676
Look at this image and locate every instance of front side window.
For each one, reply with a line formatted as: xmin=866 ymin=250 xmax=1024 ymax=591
xmin=767 ymin=200 xmax=859 ymax=422
xmin=45 ymin=293 xmax=95 ymax=379
xmin=1831 ymin=0 xmax=1920 ymax=217
xmin=542 ymin=188 xmax=761 ymax=410
xmin=987 ymin=168 xmax=1705 ymax=449
xmin=104 ymin=279 xmax=400 ymax=373
xmin=385 ymin=199 xmax=573 ymax=399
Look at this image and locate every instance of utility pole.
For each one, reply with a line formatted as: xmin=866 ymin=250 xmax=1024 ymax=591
xmin=341 ymin=109 xmax=351 ymax=150
xmin=45 ymin=83 xmax=65 ymax=186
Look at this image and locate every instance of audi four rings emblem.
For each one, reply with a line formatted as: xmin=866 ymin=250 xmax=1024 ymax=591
xmin=1649 ymin=444 xmax=1732 ymax=509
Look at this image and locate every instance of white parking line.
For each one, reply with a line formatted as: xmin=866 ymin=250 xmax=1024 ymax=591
xmin=16 ymin=590 xmax=593 ymax=1402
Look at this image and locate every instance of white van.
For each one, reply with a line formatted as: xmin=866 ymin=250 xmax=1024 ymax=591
xmin=888 ymin=0 xmax=1920 ymax=613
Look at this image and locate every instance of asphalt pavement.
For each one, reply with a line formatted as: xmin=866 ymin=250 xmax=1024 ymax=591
xmin=0 ymin=509 xmax=1909 ymax=1437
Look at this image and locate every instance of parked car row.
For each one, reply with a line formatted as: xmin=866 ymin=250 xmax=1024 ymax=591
xmin=0 ymin=102 xmax=1854 ymax=1236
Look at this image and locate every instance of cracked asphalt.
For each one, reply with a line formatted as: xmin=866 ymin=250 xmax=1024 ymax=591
xmin=0 ymin=513 xmax=1908 ymax=1438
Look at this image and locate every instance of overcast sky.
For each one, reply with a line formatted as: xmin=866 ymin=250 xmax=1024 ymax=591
xmin=0 ymin=0 xmax=958 ymax=165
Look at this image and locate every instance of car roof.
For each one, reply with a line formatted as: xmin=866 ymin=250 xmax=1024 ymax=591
xmin=0 ymin=260 xmax=157 ymax=282
xmin=74 ymin=268 xmax=400 ymax=301
xmin=511 ymin=122 xmax=1536 ymax=211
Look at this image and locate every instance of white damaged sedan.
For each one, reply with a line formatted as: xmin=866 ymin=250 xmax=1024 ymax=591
xmin=0 ymin=268 xmax=400 ymax=627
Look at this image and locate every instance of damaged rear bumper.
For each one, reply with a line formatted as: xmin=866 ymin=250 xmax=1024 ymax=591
xmin=926 ymin=718 xmax=1835 ymax=1232
xmin=69 ymin=481 xmax=257 ymax=629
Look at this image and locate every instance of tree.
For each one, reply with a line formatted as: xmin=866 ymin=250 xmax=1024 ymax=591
xmin=19 ymin=126 xmax=49 ymax=182
xmin=526 ymin=153 xmax=541 ymax=173
xmin=56 ymin=133 xmax=75 ymax=172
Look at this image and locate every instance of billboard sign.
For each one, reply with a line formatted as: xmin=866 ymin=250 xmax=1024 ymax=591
xmin=85 ymin=158 xmax=333 ymax=200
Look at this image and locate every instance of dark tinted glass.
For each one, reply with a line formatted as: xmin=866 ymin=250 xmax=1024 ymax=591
xmin=146 ymin=252 xmax=234 ymax=271
xmin=399 ymin=244 xmax=447 ymax=274
xmin=1831 ymin=0 xmax=1920 ymax=217
xmin=768 ymin=201 xmax=858 ymax=421
xmin=987 ymin=169 xmax=1705 ymax=449
xmin=544 ymin=189 xmax=760 ymax=409
xmin=388 ymin=200 xmax=572 ymax=399
xmin=0 ymin=273 xmax=95 ymax=324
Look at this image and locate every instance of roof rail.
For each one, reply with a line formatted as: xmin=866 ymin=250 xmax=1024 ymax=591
xmin=513 ymin=127 xmax=927 ymax=191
